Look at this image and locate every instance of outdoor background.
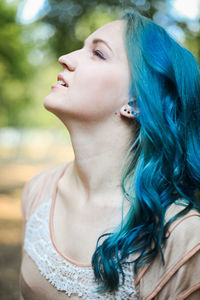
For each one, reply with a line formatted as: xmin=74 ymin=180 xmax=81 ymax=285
xmin=0 ymin=0 xmax=200 ymax=299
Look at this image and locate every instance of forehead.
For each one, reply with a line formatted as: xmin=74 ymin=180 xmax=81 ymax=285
xmin=86 ymin=20 xmax=127 ymax=60
xmin=91 ymin=20 xmax=125 ymax=38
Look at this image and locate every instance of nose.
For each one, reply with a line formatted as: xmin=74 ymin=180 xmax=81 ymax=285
xmin=58 ymin=54 xmax=75 ymax=71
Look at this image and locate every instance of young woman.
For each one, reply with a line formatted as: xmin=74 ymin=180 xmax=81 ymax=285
xmin=19 ymin=8 xmax=200 ymax=300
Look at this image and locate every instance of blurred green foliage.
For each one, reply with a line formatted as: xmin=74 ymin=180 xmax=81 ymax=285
xmin=41 ymin=0 xmax=200 ymax=60
xmin=0 ymin=0 xmax=36 ymax=127
xmin=0 ymin=0 xmax=199 ymax=128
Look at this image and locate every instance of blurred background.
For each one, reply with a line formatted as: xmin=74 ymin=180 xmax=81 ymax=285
xmin=0 ymin=0 xmax=199 ymax=299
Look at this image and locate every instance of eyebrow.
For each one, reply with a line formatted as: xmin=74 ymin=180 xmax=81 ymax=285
xmin=84 ymin=38 xmax=113 ymax=54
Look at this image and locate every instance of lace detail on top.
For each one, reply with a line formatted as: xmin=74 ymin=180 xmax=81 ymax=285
xmin=24 ymin=198 xmax=138 ymax=299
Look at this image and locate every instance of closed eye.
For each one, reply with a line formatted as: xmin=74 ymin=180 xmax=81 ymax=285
xmin=92 ymin=50 xmax=106 ymax=60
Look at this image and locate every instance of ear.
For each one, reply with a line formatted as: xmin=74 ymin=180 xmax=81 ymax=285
xmin=120 ymin=104 xmax=135 ymax=118
xmin=120 ymin=98 xmax=140 ymax=119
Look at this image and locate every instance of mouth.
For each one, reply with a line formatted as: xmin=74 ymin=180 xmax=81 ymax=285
xmin=57 ymin=74 xmax=69 ymax=87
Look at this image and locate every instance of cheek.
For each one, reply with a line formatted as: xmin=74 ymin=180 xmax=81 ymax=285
xmin=72 ymin=65 xmax=129 ymax=111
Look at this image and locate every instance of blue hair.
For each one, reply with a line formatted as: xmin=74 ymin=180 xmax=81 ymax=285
xmin=91 ymin=8 xmax=200 ymax=293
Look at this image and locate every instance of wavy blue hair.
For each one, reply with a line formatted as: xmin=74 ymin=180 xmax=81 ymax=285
xmin=91 ymin=8 xmax=200 ymax=294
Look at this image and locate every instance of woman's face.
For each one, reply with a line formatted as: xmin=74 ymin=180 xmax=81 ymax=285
xmin=43 ymin=20 xmax=131 ymax=123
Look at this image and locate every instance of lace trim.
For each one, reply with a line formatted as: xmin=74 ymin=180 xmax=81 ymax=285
xmin=24 ymin=198 xmax=137 ymax=299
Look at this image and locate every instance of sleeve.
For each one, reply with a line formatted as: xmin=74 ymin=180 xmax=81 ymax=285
xmin=20 ymin=162 xmax=70 ymax=260
xmin=136 ymin=213 xmax=200 ymax=300
xmin=20 ymin=179 xmax=32 ymax=259
xmin=20 ymin=175 xmax=39 ymax=226
xmin=21 ymin=180 xmax=30 ymax=226
xmin=20 ymin=170 xmax=49 ymax=257
xmin=20 ymin=168 xmax=51 ymax=225
xmin=155 ymin=242 xmax=200 ymax=300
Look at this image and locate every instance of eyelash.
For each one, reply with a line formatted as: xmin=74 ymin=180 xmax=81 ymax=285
xmin=92 ymin=50 xmax=106 ymax=60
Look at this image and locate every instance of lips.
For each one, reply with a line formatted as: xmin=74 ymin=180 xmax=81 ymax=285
xmin=57 ymin=74 xmax=69 ymax=87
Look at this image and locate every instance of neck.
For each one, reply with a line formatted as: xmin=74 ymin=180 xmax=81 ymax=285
xmin=65 ymin=117 xmax=135 ymax=206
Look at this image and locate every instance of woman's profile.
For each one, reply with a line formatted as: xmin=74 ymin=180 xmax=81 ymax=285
xmin=19 ymin=8 xmax=200 ymax=300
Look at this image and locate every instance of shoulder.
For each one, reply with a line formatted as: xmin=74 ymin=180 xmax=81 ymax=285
xmin=165 ymin=204 xmax=200 ymax=253
xmin=135 ymin=203 xmax=200 ymax=299
xmin=21 ymin=161 xmax=71 ymax=223
xmin=29 ymin=162 xmax=68 ymax=184
xmin=23 ymin=162 xmax=66 ymax=199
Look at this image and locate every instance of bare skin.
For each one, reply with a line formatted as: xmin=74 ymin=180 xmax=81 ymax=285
xmin=43 ymin=20 xmax=139 ymax=264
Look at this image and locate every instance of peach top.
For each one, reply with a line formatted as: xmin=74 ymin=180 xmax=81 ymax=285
xmin=19 ymin=163 xmax=138 ymax=300
xmin=20 ymin=162 xmax=200 ymax=299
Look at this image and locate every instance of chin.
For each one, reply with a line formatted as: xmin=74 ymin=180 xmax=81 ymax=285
xmin=43 ymin=94 xmax=61 ymax=113
xmin=43 ymin=94 xmax=53 ymax=110
xmin=43 ymin=96 xmax=71 ymax=123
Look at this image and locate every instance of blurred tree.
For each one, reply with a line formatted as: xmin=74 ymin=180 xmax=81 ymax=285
xmin=1 ymin=0 xmax=199 ymax=128
xmin=178 ymin=22 xmax=200 ymax=63
xmin=40 ymin=0 xmax=199 ymax=62
xmin=41 ymin=0 xmax=148 ymax=57
xmin=0 ymin=0 xmax=36 ymax=127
